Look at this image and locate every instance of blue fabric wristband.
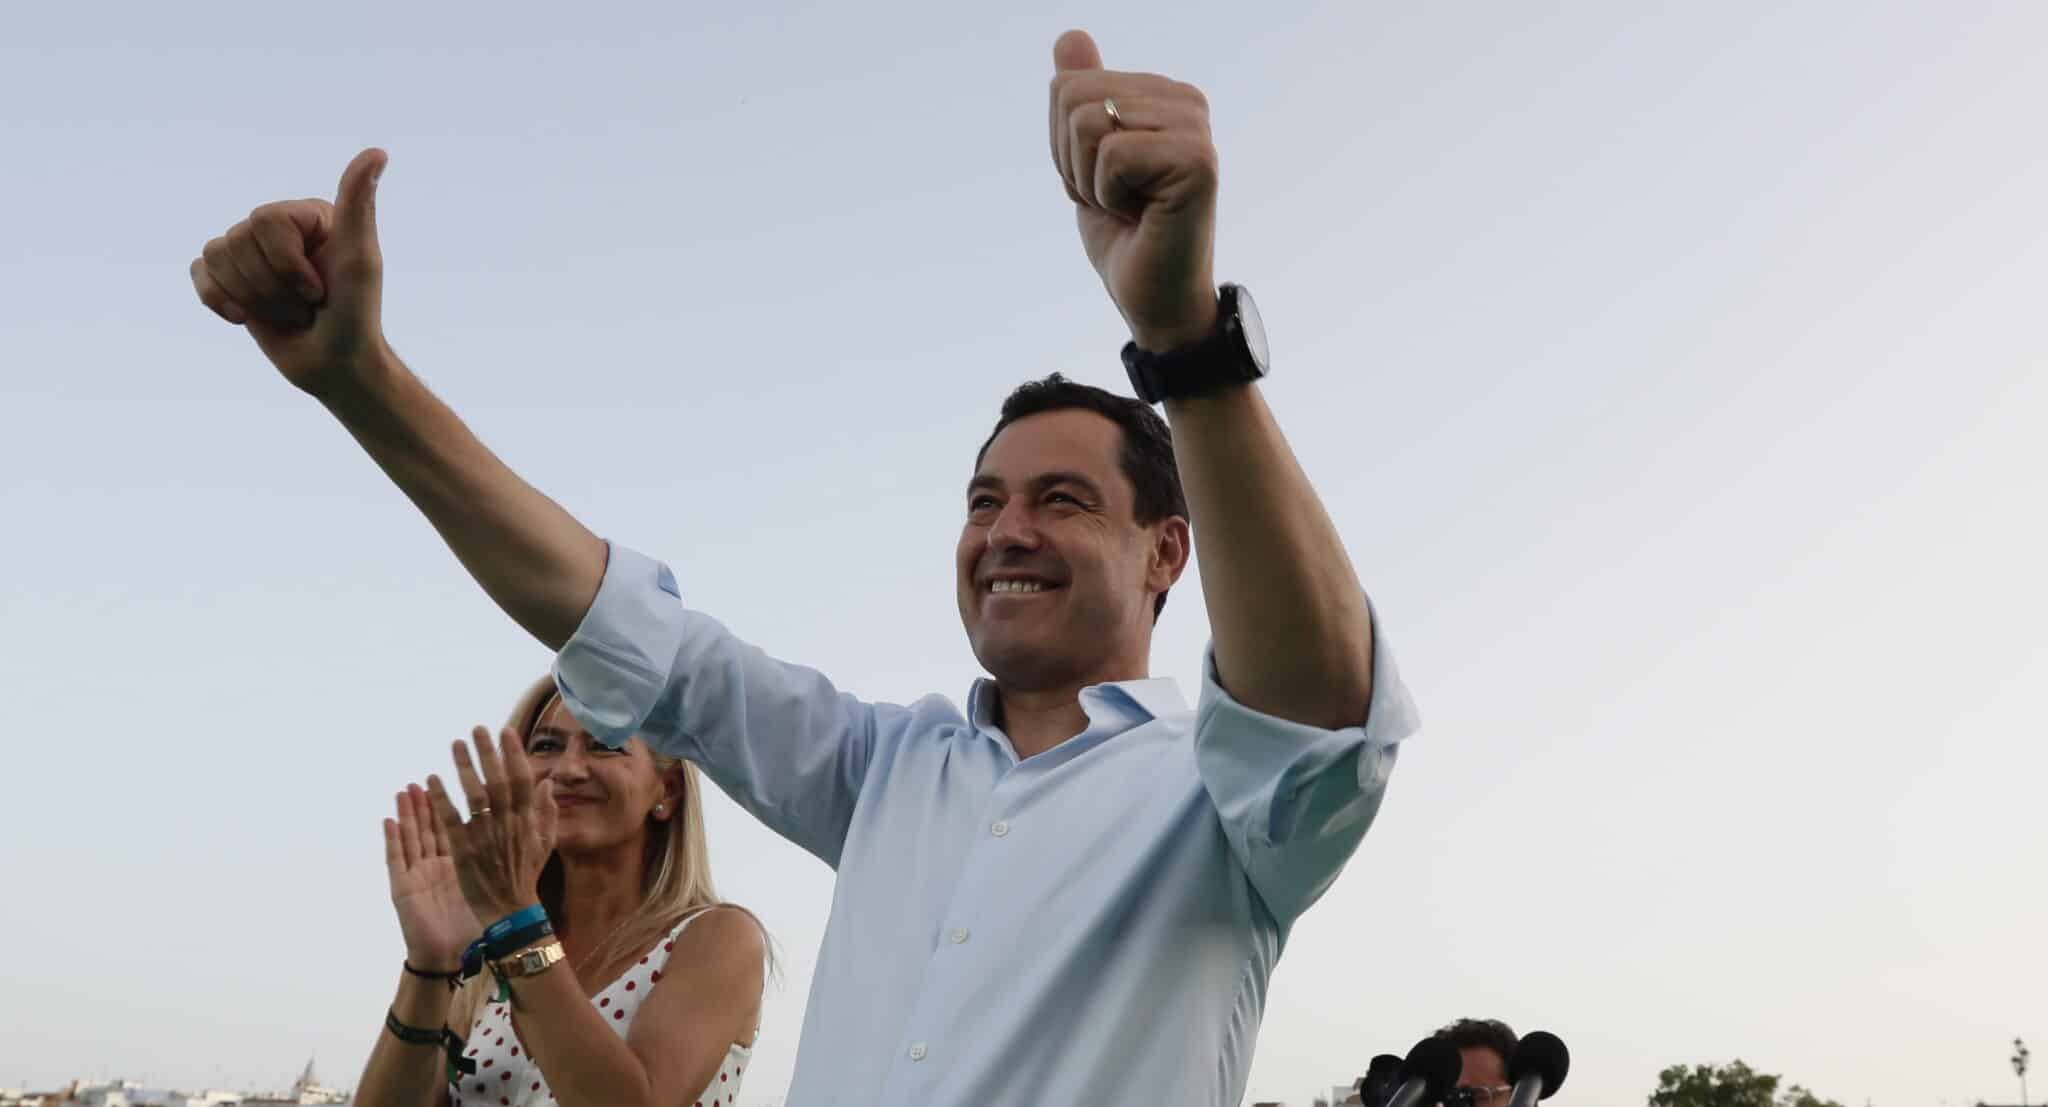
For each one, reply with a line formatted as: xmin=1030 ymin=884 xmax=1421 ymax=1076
xmin=460 ymin=905 xmax=552 ymax=981
xmin=486 ymin=919 xmax=555 ymax=960
xmin=484 ymin=904 xmax=548 ymax=944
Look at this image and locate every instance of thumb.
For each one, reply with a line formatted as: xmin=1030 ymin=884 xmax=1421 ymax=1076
xmin=333 ymin=147 xmax=388 ymax=245
xmin=1053 ymin=29 xmax=1103 ymax=73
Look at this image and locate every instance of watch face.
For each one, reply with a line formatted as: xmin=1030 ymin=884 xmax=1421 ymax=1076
xmin=1232 ymin=285 xmax=1270 ymax=374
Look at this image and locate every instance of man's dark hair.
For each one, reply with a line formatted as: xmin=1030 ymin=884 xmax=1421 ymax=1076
xmin=1431 ymin=1018 xmax=1519 ymax=1067
xmin=975 ymin=373 xmax=1188 ymax=618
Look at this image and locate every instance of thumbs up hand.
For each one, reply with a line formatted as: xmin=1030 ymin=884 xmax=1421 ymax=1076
xmin=190 ymin=148 xmax=391 ymax=397
xmin=1049 ymin=31 xmax=1219 ymax=353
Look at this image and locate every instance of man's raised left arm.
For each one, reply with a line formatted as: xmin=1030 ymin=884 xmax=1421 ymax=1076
xmin=1049 ymin=30 xmax=1373 ymax=728
xmin=1165 ymin=386 xmax=1375 ymax=728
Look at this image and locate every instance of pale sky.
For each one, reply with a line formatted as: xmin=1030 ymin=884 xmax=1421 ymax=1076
xmin=3 ymin=2 xmax=2044 ymax=1106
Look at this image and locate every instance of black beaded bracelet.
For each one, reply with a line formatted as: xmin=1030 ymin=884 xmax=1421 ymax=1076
xmin=402 ymin=961 xmax=461 ymax=989
xmin=385 ymin=1009 xmax=442 ymax=1047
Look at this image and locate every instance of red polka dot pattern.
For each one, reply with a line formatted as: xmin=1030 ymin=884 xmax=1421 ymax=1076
xmin=450 ymin=909 xmax=747 ymax=1107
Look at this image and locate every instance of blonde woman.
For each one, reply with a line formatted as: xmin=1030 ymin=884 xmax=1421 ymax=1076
xmin=357 ymin=677 xmax=765 ymax=1107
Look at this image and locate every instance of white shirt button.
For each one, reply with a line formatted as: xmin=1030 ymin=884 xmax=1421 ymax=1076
xmin=909 ymin=1043 xmax=929 ymax=1061
xmin=949 ymin=928 xmax=970 ymax=944
xmin=990 ymin=819 xmax=1010 ymax=837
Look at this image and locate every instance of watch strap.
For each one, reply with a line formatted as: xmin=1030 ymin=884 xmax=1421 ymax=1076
xmin=1120 ymin=284 xmax=1263 ymax=404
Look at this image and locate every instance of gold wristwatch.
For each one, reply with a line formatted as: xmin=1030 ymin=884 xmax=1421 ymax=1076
xmin=492 ymin=940 xmax=566 ymax=980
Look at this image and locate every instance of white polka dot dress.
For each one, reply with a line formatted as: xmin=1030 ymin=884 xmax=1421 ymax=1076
xmin=450 ymin=908 xmax=751 ymax=1107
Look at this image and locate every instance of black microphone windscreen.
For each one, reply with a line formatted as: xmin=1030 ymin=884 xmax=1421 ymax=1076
xmin=1401 ymin=1037 xmax=1464 ymax=1100
xmin=1507 ymin=1031 xmax=1570 ymax=1098
xmin=1360 ymin=1054 xmax=1405 ymax=1104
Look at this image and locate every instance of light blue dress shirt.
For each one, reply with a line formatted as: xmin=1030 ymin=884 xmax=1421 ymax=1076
xmin=554 ymin=543 xmax=1419 ymax=1107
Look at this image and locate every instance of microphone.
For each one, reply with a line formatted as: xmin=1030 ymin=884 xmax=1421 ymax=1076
xmin=1385 ymin=1037 xmax=1462 ymax=1107
xmin=1504 ymin=1031 xmax=1570 ymax=1107
xmin=1358 ymin=1053 xmax=1404 ymax=1107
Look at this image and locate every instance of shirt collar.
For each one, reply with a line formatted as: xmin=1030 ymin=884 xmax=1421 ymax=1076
xmin=966 ymin=674 xmax=1188 ymax=736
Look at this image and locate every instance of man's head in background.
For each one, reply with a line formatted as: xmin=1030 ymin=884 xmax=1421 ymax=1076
xmin=1432 ymin=1018 xmax=1519 ymax=1107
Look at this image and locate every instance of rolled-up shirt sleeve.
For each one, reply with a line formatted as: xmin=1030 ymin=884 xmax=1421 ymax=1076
xmin=552 ymin=541 xmax=884 ymax=867
xmin=1193 ymin=604 xmax=1420 ymax=924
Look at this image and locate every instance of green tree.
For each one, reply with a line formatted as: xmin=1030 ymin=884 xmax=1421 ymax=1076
xmin=1648 ymin=1061 xmax=1846 ymax=1107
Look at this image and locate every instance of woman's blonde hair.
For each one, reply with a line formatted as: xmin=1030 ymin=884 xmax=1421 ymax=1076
xmin=448 ymin=675 xmax=741 ymax=1035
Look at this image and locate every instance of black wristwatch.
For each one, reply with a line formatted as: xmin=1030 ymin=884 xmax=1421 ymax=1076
xmin=1121 ymin=283 xmax=1270 ymax=405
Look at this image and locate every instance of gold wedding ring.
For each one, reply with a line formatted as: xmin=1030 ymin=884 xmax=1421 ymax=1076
xmin=1103 ymin=98 xmax=1125 ymax=131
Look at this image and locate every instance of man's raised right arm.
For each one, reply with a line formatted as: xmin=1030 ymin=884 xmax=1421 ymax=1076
xmin=194 ymin=149 xmax=890 ymax=865
xmin=190 ymin=148 xmax=601 ymax=648
xmin=319 ymin=354 xmax=604 ymax=650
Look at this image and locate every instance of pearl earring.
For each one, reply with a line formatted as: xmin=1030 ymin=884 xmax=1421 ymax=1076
xmin=654 ymin=804 xmax=666 ymax=816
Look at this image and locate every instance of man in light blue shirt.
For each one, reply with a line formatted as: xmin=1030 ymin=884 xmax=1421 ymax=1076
xmin=554 ymin=525 xmax=1412 ymax=1105
xmin=192 ymin=28 xmax=1418 ymax=1107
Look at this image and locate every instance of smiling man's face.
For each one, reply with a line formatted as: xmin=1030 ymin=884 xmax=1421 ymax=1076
xmin=957 ymin=408 xmax=1179 ymax=693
